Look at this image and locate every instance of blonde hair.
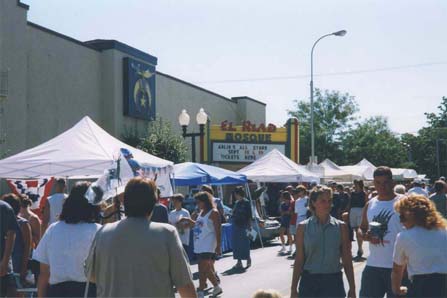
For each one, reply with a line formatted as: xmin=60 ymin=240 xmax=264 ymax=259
xmin=252 ymin=289 xmax=282 ymax=298
xmin=394 ymin=194 xmax=447 ymax=230
xmin=308 ymin=185 xmax=333 ymax=213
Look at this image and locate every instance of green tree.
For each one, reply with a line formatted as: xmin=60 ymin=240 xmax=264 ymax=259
xmin=401 ymin=97 xmax=447 ymax=179
xmin=342 ymin=116 xmax=408 ymax=167
xmin=288 ymin=88 xmax=359 ymax=164
xmin=122 ymin=117 xmax=188 ymax=163
xmin=425 ymin=96 xmax=447 ymax=128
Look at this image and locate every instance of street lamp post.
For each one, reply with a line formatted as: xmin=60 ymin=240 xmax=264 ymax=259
xmin=310 ymin=30 xmax=347 ymax=167
xmin=178 ymin=108 xmax=208 ymax=163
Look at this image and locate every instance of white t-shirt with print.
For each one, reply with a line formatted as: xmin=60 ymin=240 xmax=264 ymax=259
xmin=393 ymin=226 xmax=447 ymax=278
xmin=168 ymin=208 xmax=191 ymax=246
xmin=366 ymin=196 xmax=403 ymax=268
xmin=33 ymin=221 xmax=101 ymax=285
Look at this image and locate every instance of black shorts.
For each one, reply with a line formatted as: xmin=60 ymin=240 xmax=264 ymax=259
xmin=197 ymin=253 xmax=216 ymax=260
xmin=281 ymin=216 xmax=291 ymax=229
xmin=299 ymin=271 xmax=345 ymax=298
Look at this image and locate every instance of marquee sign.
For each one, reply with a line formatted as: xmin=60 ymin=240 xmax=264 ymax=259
xmin=123 ymin=57 xmax=156 ymax=121
xmin=204 ymin=119 xmax=299 ymax=164
xmin=212 ymin=143 xmax=286 ymax=162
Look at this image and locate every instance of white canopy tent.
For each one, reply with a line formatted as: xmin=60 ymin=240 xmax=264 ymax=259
xmin=319 ymin=159 xmax=361 ymax=182
xmin=391 ymin=168 xmax=418 ymax=180
xmin=237 ymin=149 xmax=320 ymax=183
xmin=0 ymin=116 xmax=173 ymax=179
xmin=339 ymin=158 xmax=376 ymax=181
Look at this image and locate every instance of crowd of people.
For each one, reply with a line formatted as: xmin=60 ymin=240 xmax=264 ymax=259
xmin=0 ymin=166 xmax=446 ymax=298
xmin=286 ymin=167 xmax=447 ymax=298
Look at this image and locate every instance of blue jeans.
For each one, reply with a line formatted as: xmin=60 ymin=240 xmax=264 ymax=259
xmin=360 ymin=266 xmax=396 ymax=298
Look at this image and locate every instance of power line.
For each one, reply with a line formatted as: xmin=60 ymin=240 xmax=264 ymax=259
xmin=193 ymin=61 xmax=447 ymax=84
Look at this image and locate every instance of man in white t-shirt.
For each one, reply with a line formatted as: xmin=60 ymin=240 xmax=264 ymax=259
xmin=359 ymin=166 xmax=404 ymax=298
xmin=168 ymin=194 xmax=191 ymax=254
xmin=42 ymin=178 xmax=67 ymax=233
xmin=407 ymin=179 xmax=429 ymax=197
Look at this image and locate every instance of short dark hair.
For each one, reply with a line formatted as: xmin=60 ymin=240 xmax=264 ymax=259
xmin=172 ymin=193 xmax=184 ymax=203
xmin=124 ymin=177 xmax=157 ymax=217
xmin=194 ymin=191 xmax=214 ymax=212
xmin=2 ymin=193 xmax=20 ymax=215
xmin=434 ymin=180 xmax=446 ymax=193
xmin=59 ymin=181 xmax=100 ymax=224
xmin=281 ymin=191 xmax=291 ymax=200
xmin=336 ymin=184 xmax=344 ymax=191
xmin=354 ymin=179 xmax=364 ymax=189
xmin=55 ymin=178 xmax=66 ymax=187
xmin=233 ymin=186 xmax=245 ymax=197
xmin=201 ymin=185 xmax=214 ymax=196
xmin=373 ymin=166 xmax=393 ymax=180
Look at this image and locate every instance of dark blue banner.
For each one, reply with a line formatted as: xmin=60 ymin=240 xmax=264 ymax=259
xmin=123 ymin=57 xmax=156 ymax=120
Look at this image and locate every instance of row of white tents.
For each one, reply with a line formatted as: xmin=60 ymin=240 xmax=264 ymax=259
xmin=0 ymin=116 xmax=421 ymax=192
xmin=316 ymin=157 xmax=419 ymax=182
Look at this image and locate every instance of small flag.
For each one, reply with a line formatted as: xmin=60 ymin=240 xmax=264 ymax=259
xmin=6 ymin=178 xmax=54 ymax=212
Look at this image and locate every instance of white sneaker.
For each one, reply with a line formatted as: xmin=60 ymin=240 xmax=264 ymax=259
xmin=279 ymin=246 xmax=286 ymax=253
xmin=197 ymin=290 xmax=205 ymax=298
xmin=212 ymin=285 xmax=223 ymax=296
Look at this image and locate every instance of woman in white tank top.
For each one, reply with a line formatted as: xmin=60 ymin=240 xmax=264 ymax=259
xmin=180 ymin=192 xmax=222 ymax=298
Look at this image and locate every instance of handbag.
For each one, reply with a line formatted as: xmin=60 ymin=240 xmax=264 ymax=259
xmin=246 ymin=228 xmax=258 ymax=241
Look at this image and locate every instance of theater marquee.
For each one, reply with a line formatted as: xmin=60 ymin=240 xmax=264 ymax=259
xmin=204 ymin=119 xmax=299 ymax=164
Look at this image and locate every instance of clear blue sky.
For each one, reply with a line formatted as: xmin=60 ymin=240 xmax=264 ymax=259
xmin=23 ymin=0 xmax=447 ymax=134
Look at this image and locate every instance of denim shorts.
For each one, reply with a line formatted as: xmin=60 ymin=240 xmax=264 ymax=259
xmin=360 ymin=266 xmax=396 ymax=298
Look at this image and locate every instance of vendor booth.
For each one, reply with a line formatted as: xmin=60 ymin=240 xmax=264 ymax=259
xmin=319 ymin=159 xmax=361 ymax=182
xmin=0 ymin=116 xmax=174 ymax=210
xmin=173 ymin=162 xmax=247 ymax=186
xmin=0 ymin=116 xmax=172 ymax=178
xmin=391 ymin=168 xmax=418 ymax=181
xmin=237 ymin=149 xmax=320 ymax=183
xmin=172 ymin=162 xmax=250 ymax=255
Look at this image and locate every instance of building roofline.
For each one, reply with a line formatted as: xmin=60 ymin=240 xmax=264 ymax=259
xmin=85 ymin=39 xmax=158 ymax=65
xmin=156 ymin=71 xmax=236 ymax=104
xmin=17 ymin=0 xmax=29 ymax=10
xmin=27 ymin=22 xmax=100 ymax=52
xmin=232 ymin=96 xmax=266 ymax=106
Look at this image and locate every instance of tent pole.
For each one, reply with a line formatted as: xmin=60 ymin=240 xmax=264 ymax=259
xmin=172 ymin=173 xmax=176 ymax=193
xmin=245 ymin=183 xmax=263 ymax=248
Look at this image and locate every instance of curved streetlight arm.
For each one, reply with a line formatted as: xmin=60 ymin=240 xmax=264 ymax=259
xmin=310 ymin=33 xmax=333 ymax=78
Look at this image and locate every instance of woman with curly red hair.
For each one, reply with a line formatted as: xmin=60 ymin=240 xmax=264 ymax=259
xmin=391 ymin=194 xmax=447 ymax=298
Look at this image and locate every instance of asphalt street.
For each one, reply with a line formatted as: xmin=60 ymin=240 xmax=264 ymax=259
xmin=185 ymin=239 xmax=369 ymax=298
